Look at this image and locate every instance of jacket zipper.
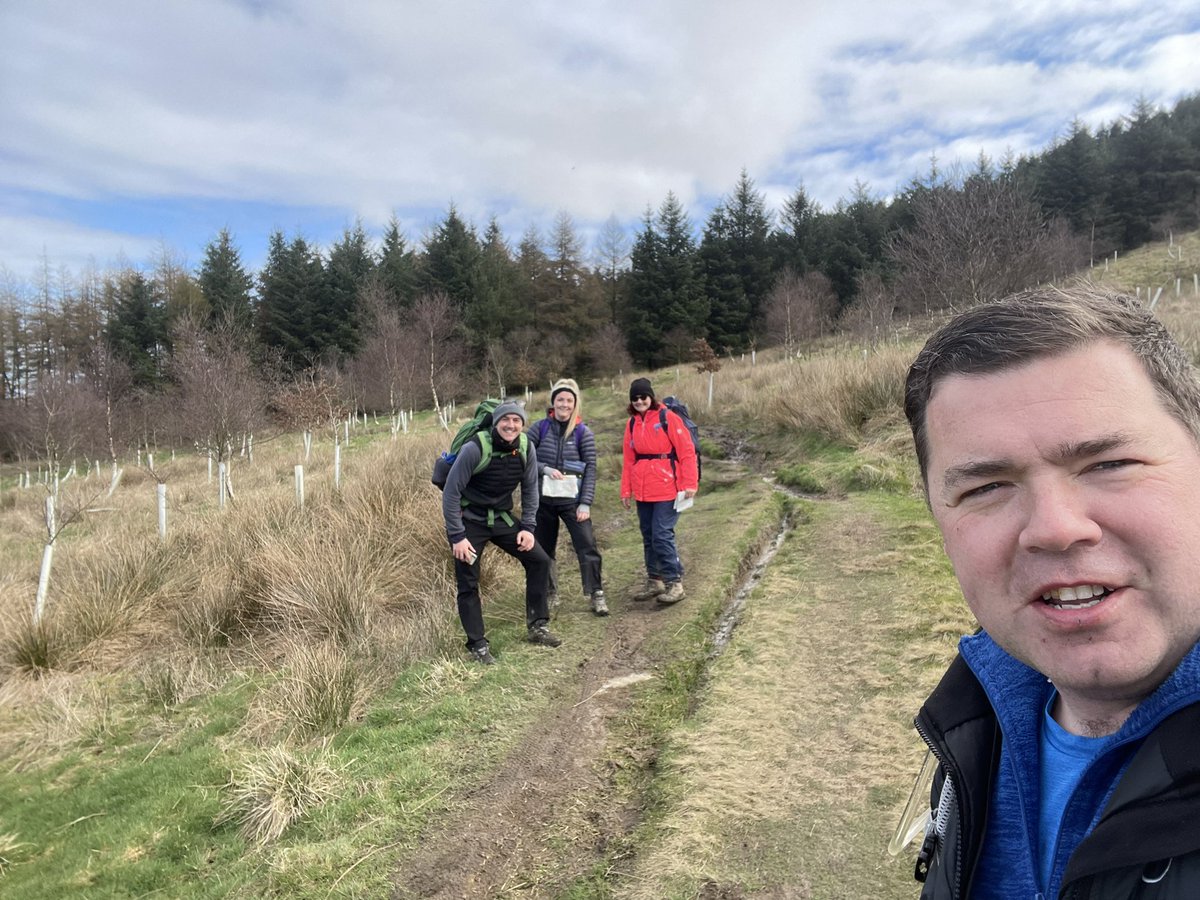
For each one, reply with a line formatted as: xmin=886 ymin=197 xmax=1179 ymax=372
xmin=915 ymin=716 xmax=966 ymax=900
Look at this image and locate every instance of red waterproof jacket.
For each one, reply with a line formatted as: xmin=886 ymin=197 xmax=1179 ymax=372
xmin=621 ymin=405 xmax=699 ymax=503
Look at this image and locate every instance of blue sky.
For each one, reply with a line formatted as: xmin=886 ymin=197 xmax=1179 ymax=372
xmin=2 ymin=0 xmax=1198 ymax=288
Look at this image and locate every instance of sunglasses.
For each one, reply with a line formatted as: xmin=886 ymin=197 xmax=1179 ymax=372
xmin=632 ymin=394 xmax=651 ymax=401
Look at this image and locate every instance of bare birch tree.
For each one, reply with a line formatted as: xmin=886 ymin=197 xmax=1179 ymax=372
xmin=170 ymin=318 xmax=269 ymax=476
xmin=764 ymin=268 xmax=838 ymax=352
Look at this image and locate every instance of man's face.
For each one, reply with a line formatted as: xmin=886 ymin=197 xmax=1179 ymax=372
xmin=553 ymin=391 xmax=576 ymax=422
xmin=924 ymin=341 xmax=1200 ymax=716
xmin=496 ymin=413 xmax=524 ymax=442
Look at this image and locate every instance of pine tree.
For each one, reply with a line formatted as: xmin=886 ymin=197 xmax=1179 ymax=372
xmin=700 ymin=170 xmax=773 ymax=352
xmin=152 ymin=240 xmax=206 ymax=325
xmin=1102 ymin=98 xmax=1199 ymax=249
xmin=516 ymin=225 xmax=552 ymax=332
xmin=699 ymin=204 xmax=747 ymax=352
xmin=323 ymin=222 xmax=375 ymax=357
xmin=106 ymin=270 xmax=167 ymax=387
xmin=626 ymin=193 xmax=705 ymax=366
xmin=1030 ymin=120 xmax=1104 ymax=243
xmin=257 ymin=232 xmax=326 ymax=370
xmin=542 ymin=210 xmax=591 ymax=341
xmin=593 ymin=214 xmax=629 ymax=326
xmin=822 ymin=182 xmax=890 ymax=308
xmin=772 ymin=184 xmax=824 ymax=275
xmin=378 ymin=216 xmax=418 ymax=308
xmin=198 ymin=228 xmax=254 ymax=331
xmin=469 ymin=218 xmax=526 ymax=343
xmin=421 ymin=204 xmax=481 ymax=308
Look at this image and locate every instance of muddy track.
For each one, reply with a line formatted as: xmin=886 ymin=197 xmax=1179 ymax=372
xmin=391 ymin=599 xmax=665 ymax=898
xmin=392 ymin=431 xmax=786 ymax=898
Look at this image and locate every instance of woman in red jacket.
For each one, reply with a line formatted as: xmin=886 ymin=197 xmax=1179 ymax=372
xmin=620 ymin=377 xmax=698 ymax=604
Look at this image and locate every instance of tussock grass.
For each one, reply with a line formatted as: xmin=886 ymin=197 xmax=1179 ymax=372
xmin=747 ymin=346 xmax=914 ymax=445
xmin=251 ymin=640 xmax=362 ymax=741
xmin=1 ymin=615 xmax=62 ymax=675
xmin=175 ymin=575 xmax=256 ymax=649
xmin=250 ymin=533 xmax=375 ymax=644
xmin=216 ymin=744 xmax=342 ymax=845
xmin=414 ymin=656 xmax=484 ymax=701
xmin=57 ymin=541 xmax=175 ymax=664
xmin=0 ymin=429 xmax=463 ymax=694
xmin=0 ymin=421 xmax=491 ymax=789
xmin=135 ymin=652 xmax=221 ymax=710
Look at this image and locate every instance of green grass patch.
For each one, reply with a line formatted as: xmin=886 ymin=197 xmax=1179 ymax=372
xmin=617 ymin=492 xmax=972 ymax=898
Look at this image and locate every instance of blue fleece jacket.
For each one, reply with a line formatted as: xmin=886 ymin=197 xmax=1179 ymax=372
xmin=960 ymin=633 xmax=1200 ymax=898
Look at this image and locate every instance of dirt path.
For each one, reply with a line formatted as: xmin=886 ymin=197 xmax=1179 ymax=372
xmin=392 ymin=430 xmax=781 ymax=899
xmin=618 ymin=490 xmax=961 ymax=898
xmin=391 ymin=596 xmax=669 ymax=898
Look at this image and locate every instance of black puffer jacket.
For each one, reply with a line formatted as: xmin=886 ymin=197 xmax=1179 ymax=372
xmin=526 ymin=415 xmax=598 ymax=508
xmin=914 ymin=654 xmax=1200 ymax=899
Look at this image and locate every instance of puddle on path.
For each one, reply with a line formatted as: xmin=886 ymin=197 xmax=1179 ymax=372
xmin=709 ymin=513 xmax=793 ymax=657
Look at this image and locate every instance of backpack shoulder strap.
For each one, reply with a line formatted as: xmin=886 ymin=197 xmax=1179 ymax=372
xmin=518 ymin=432 xmax=529 ymax=464
xmin=471 ymin=431 xmax=494 ymax=475
xmin=659 ymin=407 xmax=681 ymax=460
xmin=536 ymin=418 xmax=550 ymax=443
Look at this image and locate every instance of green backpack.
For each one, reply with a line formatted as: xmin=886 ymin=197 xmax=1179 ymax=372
xmin=431 ymin=399 xmax=529 ymax=490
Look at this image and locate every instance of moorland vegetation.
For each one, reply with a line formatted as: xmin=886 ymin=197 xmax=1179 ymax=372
xmin=3 ymin=232 xmax=1200 ymax=895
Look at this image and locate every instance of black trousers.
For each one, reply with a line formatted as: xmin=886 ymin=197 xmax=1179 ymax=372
xmin=454 ymin=518 xmax=551 ymax=649
xmin=535 ymin=502 xmax=603 ymax=597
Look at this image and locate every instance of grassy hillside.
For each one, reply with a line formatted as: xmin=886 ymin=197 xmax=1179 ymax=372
xmin=4 ymin=234 xmax=1199 ymax=897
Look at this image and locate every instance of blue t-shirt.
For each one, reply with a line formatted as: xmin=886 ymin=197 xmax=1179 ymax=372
xmin=1038 ymin=695 xmax=1105 ymax=891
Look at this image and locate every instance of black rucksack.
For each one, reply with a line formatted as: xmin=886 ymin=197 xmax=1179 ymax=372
xmin=627 ymin=396 xmax=702 ymax=481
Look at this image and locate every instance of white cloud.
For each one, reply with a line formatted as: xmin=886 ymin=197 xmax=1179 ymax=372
xmin=1 ymin=0 xmax=1197 ymax=276
xmin=0 ymin=213 xmax=162 ymax=285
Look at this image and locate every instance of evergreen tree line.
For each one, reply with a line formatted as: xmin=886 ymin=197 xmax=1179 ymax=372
xmin=1 ymin=94 xmax=1198 ymax=461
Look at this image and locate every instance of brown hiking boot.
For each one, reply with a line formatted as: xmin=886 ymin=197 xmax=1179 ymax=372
xmin=633 ymin=578 xmax=666 ymax=601
xmin=657 ymin=581 xmax=685 ymax=605
xmin=591 ymin=590 xmax=609 ymax=617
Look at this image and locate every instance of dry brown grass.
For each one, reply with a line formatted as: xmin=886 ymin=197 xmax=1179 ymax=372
xmin=0 ymin=673 xmax=122 ymax=768
xmin=0 ymin=425 xmax=493 ymax=760
xmin=640 ymin=341 xmax=921 ymax=451
xmin=760 ymin=346 xmax=913 ymax=444
xmin=215 ymin=743 xmax=343 ymax=845
xmin=244 ymin=638 xmax=364 ymax=742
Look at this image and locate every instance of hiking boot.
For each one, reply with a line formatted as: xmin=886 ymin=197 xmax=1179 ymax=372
xmin=657 ymin=581 xmax=686 ymax=605
xmin=590 ymin=590 xmax=609 ymax=617
xmin=527 ymin=625 xmax=562 ymax=647
xmin=469 ymin=643 xmax=496 ymax=665
xmin=633 ymin=578 xmax=666 ymax=601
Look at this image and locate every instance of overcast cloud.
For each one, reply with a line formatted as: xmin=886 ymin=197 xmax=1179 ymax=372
xmin=2 ymin=0 xmax=1198 ymax=282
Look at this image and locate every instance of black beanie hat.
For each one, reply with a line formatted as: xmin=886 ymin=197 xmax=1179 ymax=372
xmin=629 ymin=377 xmax=654 ymax=401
